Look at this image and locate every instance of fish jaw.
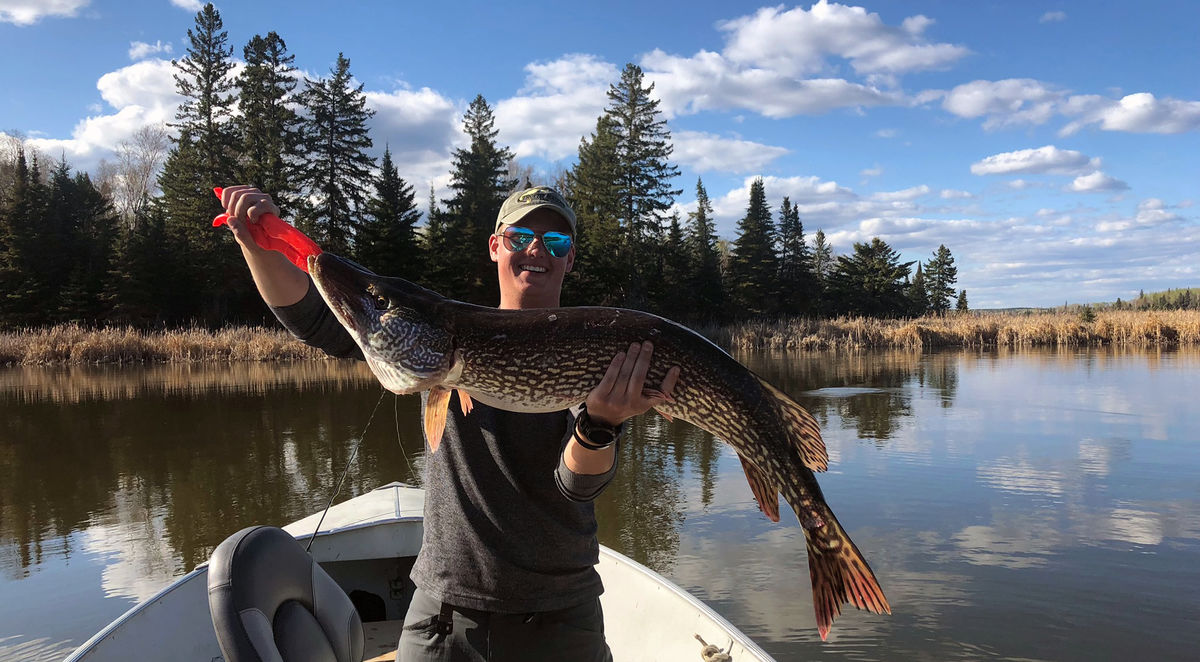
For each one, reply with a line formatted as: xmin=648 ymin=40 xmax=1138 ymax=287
xmin=308 ymin=253 xmax=455 ymax=394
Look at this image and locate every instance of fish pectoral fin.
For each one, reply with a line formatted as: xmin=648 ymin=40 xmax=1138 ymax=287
xmin=424 ymin=386 xmax=454 ymax=453
xmin=757 ymin=377 xmax=829 ymax=472
xmin=653 ymin=406 xmax=675 ymax=422
xmin=456 ymin=389 xmax=475 ymax=416
xmin=642 ymin=387 xmax=676 ymax=403
xmin=737 ymin=454 xmax=781 ymax=522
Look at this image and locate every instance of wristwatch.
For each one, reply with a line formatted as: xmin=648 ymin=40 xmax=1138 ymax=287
xmin=575 ymin=405 xmax=621 ymax=450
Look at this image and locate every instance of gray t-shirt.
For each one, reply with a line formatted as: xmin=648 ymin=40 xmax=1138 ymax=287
xmin=271 ymin=281 xmax=616 ymax=612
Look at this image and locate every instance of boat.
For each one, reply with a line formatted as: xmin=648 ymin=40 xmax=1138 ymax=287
xmin=65 ymin=482 xmax=775 ymax=661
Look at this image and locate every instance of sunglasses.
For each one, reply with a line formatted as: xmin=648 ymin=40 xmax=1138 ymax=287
xmin=497 ymin=226 xmax=573 ymax=258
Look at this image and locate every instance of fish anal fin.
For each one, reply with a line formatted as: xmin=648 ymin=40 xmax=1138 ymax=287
xmin=757 ymin=377 xmax=829 ymax=472
xmin=424 ymin=386 xmax=453 ymax=453
xmin=456 ymin=389 xmax=474 ymax=416
xmin=737 ymin=454 xmax=780 ymax=522
xmin=803 ymin=508 xmax=891 ymax=641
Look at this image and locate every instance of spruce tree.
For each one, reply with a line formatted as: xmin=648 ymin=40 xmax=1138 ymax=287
xmin=564 ymin=115 xmax=625 ymax=307
xmin=296 ymin=52 xmax=376 ymax=256
xmin=925 ymin=244 xmax=958 ymax=313
xmin=727 ymin=178 xmax=779 ymax=318
xmin=827 ymin=237 xmax=913 ymax=318
xmin=907 ymin=262 xmax=929 ymax=316
xmin=956 ymin=289 xmax=969 ymax=313
xmin=810 ymin=228 xmax=833 ymax=314
xmin=656 ymin=211 xmax=691 ymax=319
xmin=56 ymin=171 xmax=118 ymax=323
xmin=0 ymin=150 xmax=47 ymax=326
xmin=236 ymin=31 xmax=302 ymax=213
xmin=777 ymin=196 xmax=815 ymax=316
xmin=355 ymin=146 xmax=422 ymax=280
xmin=437 ymin=95 xmax=515 ymax=304
xmin=685 ymin=178 xmax=725 ymax=322
xmin=170 ymin=2 xmax=237 ymax=186
xmin=108 ymin=200 xmax=174 ymax=325
xmin=604 ymin=63 xmax=681 ymax=308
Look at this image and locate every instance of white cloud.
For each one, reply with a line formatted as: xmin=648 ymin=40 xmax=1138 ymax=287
xmin=717 ymin=2 xmax=969 ymax=77
xmin=494 ymin=54 xmax=615 ymax=161
xmin=1040 ymin=11 xmax=1067 ymax=23
xmin=942 ymin=79 xmax=1064 ymax=129
xmin=0 ymin=0 xmax=89 ymax=25
xmin=875 ymin=128 xmax=898 ymax=138
xmin=870 ymin=185 xmax=931 ymax=202
xmin=861 ymin=165 xmax=883 ymax=177
xmin=1060 ymin=92 xmax=1200 ymax=135
xmin=365 ymin=87 xmax=461 ymax=193
xmin=1068 ymin=171 xmax=1128 ymax=193
xmin=170 ymin=0 xmax=202 ymax=11
xmin=940 ymin=189 xmax=973 ymax=199
xmin=672 ymin=131 xmax=789 ymax=173
xmin=128 ymin=40 xmax=172 ymax=61
xmin=970 ymin=145 xmax=1099 ymax=176
xmin=26 ymin=59 xmax=183 ymax=166
xmin=640 ymin=1 xmax=966 ymax=119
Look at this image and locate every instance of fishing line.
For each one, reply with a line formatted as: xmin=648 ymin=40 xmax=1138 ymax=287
xmin=394 ymin=394 xmax=416 ymax=481
xmin=306 ymin=388 xmax=387 ymax=552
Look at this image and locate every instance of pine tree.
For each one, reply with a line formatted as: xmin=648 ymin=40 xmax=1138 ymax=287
xmin=170 ymin=2 xmax=237 ymax=187
xmin=564 ymin=115 xmax=626 ymax=307
xmin=907 ymin=262 xmax=929 ymax=316
xmin=107 ymin=200 xmax=176 ymax=325
xmin=296 ymin=52 xmax=376 ymax=256
xmin=777 ymin=196 xmax=815 ymax=316
xmin=355 ymin=146 xmax=422 ymax=280
xmin=605 ymin=63 xmax=681 ymax=309
xmin=656 ymin=211 xmax=691 ymax=320
xmin=235 ymin=31 xmax=302 ymax=213
xmin=163 ymin=3 xmax=244 ymax=324
xmin=925 ymin=244 xmax=958 ymax=313
xmin=0 ymin=150 xmax=47 ymax=325
xmin=685 ymin=178 xmax=725 ymax=322
xmin=956 ymin=289 xmax=969 ymax=313
xmin=811 ymin=229 xmax=833 ymax=314
xmin=55 ymin=171 xmax=119 ymax=323
xmin=437 ymin=95 xmax=515 ymax=304
xmin=728 ymin=178 xmax=779 ymax=318
xmin=827 ymin=237 xmax=913 ymax=318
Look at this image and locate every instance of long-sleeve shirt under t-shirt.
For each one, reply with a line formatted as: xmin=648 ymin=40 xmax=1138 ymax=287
xmin=270 ymin=280 xmax=617 ymax=612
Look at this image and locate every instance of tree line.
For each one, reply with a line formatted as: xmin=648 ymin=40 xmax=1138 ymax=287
xmin=0 ymin=3 xmax=964 ymax=331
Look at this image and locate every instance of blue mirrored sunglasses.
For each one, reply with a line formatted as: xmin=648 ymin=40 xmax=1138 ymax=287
xmin=497 ymin=226 xmax=573 ymax=258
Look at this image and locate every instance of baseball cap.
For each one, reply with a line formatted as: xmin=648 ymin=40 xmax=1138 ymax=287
xmin=495 ymin=186 xmax=577 ymax=236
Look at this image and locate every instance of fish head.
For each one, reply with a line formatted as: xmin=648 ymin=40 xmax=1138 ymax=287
xmin=309 ymin=253 xmax=455 ymax=395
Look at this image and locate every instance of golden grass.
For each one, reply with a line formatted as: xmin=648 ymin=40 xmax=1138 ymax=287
xmin=719 ymin=310 xmax=1200 ymax=351
xmin=0 ymin=324 xmax=328 ymax=366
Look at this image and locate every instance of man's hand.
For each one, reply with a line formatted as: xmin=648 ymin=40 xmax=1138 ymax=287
xmin=219 ymin=185 xmax=280 ymax=255
xmin=585 ymin=341 xmax=681 ymax=427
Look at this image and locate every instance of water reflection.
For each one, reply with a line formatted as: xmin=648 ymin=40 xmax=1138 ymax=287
xmin=2 ymin=348 xmax=1200 ymax=661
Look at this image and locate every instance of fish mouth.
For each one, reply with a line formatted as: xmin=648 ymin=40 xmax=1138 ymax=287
xmin=308 ymin=253 xmax=380 ymax=338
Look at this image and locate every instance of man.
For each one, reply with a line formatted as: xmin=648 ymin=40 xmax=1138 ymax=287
xmin=219 ymin=185 xmax=679 ymax=661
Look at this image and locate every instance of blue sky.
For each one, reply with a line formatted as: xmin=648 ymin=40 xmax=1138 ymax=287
xmin=2 ymin=0 xmax=1198 ymax=308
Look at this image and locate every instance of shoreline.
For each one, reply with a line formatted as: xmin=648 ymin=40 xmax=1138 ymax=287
xmin=3 ymin=310 xmax=1199 ymax=365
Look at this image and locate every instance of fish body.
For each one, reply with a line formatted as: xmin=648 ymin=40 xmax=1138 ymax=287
xmin=309 ymin=252 xmax=890 ymax=639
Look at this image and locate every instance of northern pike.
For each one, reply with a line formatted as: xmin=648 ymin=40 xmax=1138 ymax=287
xmin=308 ymin=252 xmax=891 ymax=640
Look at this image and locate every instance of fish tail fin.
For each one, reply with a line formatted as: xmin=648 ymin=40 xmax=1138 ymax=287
xmin=757 ymin=377 xmax=829 ymax=472
xmin=803 ymin=510 xmax=891 ymax=640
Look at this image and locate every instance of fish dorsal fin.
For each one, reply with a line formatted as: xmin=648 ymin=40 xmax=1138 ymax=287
xmin=757 ymin=377 xmax=829 ymax=472
xmin=424 ymin=386 xmax=454 ymax=453
xmin=737 ymin=454 xmax=780 ymax=522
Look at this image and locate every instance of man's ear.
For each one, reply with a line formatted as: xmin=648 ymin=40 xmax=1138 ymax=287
xmin=565 ymin=246 xmax=575 ymax=273
xmin=488 ymin=234 xmax=501 ymax=263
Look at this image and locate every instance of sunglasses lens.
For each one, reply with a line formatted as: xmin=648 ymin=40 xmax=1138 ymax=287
xmin=543 ymin=232 xmax=572 ymax=258
xmin=503 ymin=227 xmax=534 ymax=251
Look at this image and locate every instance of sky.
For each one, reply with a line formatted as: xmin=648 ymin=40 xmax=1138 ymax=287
xmin=1 ymin=0 xmax=1198 ymax=309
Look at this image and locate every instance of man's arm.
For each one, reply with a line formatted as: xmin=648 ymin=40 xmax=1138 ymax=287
xmin=219 ymin=186 xmax=361 ymax=359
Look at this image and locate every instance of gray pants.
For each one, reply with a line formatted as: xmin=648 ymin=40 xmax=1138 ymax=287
xmin=397 ymin=587 xmax=613 ymax=662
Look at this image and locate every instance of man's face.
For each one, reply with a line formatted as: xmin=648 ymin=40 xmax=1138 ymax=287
xmin=488 ymin=208 xmax=575 ymax=309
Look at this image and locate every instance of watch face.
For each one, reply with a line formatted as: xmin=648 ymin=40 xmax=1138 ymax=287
xmin=586 ymin=426 xmax=616 ymax=446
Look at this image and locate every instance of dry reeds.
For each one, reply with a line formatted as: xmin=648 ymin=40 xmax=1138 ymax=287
xmin=721 ymin=310 xmax=1200 ymax=351
xmin=0 ymin=324 xmax=329 ymax=366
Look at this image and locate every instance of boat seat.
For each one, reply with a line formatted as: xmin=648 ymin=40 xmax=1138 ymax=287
xmin=208 ymin=525 xmax=365 ymax=662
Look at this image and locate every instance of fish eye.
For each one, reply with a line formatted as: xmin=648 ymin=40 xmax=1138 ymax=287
xmin=368 ymin=289 xmax=390 ymax=311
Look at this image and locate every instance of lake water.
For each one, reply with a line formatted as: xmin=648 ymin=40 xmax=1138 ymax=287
xmin=1 ymin=349 xmax=1198 ymax=661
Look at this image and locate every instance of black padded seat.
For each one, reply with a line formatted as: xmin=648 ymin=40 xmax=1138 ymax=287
xmin=208 ymin=525 xmax=364 ymax=662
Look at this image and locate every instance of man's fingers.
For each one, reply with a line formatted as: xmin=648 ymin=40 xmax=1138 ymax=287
xmin=595 ymin=352 xmax=624 ymax=398
xmin=626 ymin=341 xmax=654 ymax=400
xmin=659 ymin=365 xmax=681 ymax=399
xmin=616 ymin=342 xmax=640 ymax=383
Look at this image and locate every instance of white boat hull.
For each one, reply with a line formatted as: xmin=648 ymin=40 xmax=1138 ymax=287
xmin=66 ymin=483 xmax=773 ymax=661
